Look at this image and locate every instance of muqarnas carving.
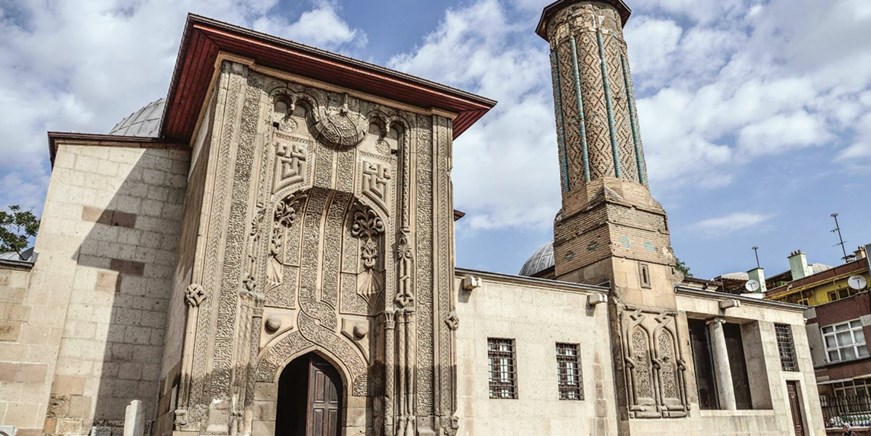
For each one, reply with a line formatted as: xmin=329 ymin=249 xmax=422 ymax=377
xmin=271 ymin=91 xmax=367 ymax=151
xmin=621 ymin=308 xmax=688 ymax=418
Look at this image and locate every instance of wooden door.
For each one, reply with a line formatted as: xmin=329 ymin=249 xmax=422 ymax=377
xmin=306 ymin=356 xmax=341 ymax=436
xmin=786 ymin=381 xmax=805 ymax=436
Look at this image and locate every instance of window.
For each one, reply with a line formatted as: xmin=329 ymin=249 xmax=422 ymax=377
xmin=828 ymin=288 xmax=860 ymax=302
xmin=833 ymin=379 xmax=871 ymax=400
xmin=822 ymin=320 xmax=869 ymax=363
xmin=556 ymin=343 xmax=583 ymax=400
xmin=639 ymin=263 xmax=651 ymax=288
xmin=775 ymin=323 xmax=799 ymax=371
xmin=488 ymin=338 xmax=516 ymax=399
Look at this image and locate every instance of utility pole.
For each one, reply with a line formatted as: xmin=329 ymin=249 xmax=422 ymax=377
xmin=831 ymin=213 xmax=850 ymax=262
xmin=752 ymin=246 xmax=761 ymax=269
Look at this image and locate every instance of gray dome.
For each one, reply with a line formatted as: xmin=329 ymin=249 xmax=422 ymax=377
xmin=109 ymin=98 xmax=165 ymax=137
xmin=519 ymin=241 xmax=554 ymax=276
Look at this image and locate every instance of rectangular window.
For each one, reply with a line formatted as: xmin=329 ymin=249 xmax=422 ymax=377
xmin=488 ymin=338 xmax=517 ymax=399
xmin=556 ymin=343 xmax=583 ymax=400
xmin=639 ymin=263 xmax=651 ymax=288
xmin=822 ymin=320 xmax=869 ymax=363
xmin=775 ymin=323 xmax=799 ymax=371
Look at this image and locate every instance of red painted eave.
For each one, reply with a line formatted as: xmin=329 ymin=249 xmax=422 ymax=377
xmin=161 ymin=14 xmax=496 ymax=144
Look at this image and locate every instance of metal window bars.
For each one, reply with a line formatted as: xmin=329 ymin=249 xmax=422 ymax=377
xmin=488 ymin=338 xmax=517 ymax=399
xmin=774 ymin=323 xmax=799 ymax=371
xmin=556 ymin=343 xmax=583 ymax=400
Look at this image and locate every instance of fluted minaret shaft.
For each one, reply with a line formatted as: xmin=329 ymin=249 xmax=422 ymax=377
xmin=544 ymin=1 xmax=647 ymax=193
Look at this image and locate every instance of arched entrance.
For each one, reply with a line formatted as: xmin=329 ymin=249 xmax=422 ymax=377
xmin=275 ymin=353 xmax=343 ymax=436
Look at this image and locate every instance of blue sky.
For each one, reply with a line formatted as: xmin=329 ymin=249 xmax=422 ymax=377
xmin=1 ymin=0 xmax=870 ymax=279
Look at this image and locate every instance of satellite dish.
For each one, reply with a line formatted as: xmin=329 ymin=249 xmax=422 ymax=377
xmin=745 ymin=279 xmax=761 ymax=292
xmin=848 ymin=275 xmax=867 ymax=291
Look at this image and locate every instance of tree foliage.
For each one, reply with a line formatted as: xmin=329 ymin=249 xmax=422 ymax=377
xmin=0 ymin=205 xmax=39 ymax=257
xmin=675 ymin=256 xmax=692 ymax=278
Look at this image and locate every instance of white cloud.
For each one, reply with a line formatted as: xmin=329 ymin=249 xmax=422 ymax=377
xmin=692 ymin=212 xmax=773 ymax=235
xmin=389 ymin=0 xmax=560 ymax=231
xmin=0 ymin=0 xmax=364 ymax=212
xmin=253 ymin=3 xmax=366 ymax=49
xmin=837 ymin=112 xmax=871 ymax=162
xmin=737 ymin=111 xmax=832 ymax=158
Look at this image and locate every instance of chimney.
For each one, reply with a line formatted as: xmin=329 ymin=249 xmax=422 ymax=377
xmin=788 ymin=250 xmax=812 ymax=280
xmin=855 ymin=246 xmax=867 ymax=260
xmin=747 ymin=267 xmax=767 ymax=294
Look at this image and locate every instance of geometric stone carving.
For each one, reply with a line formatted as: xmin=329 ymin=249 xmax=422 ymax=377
xmin=184 ymin=283 xmax=207 ymax=307
xmin=273 ymin=141 xmax=307 ymax=192
xmin=361 ymin=161 xmax=391 ymax=213
xmin=444 ymin=311 xmax=459 ymax=331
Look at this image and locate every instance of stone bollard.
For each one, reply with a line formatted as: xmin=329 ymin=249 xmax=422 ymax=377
xmin=123 ymin=400 xmax=145 ymax=436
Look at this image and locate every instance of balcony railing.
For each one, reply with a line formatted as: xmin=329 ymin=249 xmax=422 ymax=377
xmin=822 ymin=395 xmax=871 ymax=428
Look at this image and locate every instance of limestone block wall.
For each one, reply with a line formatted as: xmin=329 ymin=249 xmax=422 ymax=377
xmin=453 ymin=270 xmax=617 ymax=436
xmin=0 ymin=262 xmax=48 ymax=436
xmin=661 ymin=291 xmax=826 ymax=436
xmin=29 ymin=141 xmax=189 ymax=436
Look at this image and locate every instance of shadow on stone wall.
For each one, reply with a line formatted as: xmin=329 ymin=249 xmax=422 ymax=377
xmin=45 ymin=145 xmax=188 ymax=436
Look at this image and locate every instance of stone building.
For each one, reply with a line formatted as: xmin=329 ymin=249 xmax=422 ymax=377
xmin=0 ymin=1 xmax=825 ymax=435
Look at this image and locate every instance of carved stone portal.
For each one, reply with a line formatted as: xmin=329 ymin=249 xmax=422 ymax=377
xmin=621 ymin=308 xmax=688 ymax=418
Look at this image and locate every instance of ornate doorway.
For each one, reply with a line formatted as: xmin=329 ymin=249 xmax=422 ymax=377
xmin=275 ymin=353 xmax=343 ymax=436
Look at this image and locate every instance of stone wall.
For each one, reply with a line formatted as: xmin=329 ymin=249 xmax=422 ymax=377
xmin=154 ymin=91 xmax=216 ymax=436
xmin=454 ymin=270 xmax=617 ymax=436
xmin=0 ymin=262 xmax=46 ymax=436
xmin=31 ymin=141 xmax=188 ymax=436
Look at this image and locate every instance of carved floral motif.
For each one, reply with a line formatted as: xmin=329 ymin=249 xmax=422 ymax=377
xmin=350 ymin=205 xmax=385 ymax=308
xmin=267 ymin=193 xmax=307 ymax=292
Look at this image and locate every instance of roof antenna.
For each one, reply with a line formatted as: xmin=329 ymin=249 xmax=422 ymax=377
xmin=752 ymin=246 xmax=761 ymax=269
xmin=831 ymin=212 xmax=851 ymax=262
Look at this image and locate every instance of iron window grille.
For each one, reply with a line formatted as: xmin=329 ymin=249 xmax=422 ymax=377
xmin=774 ymin=323 xmax=799 ymax=371
xmin=488 ymin=338 xmax=517 ymax=399
xmin=822 ymin=319 xmax=869 ymax=363
xmin=556 ymin=343 xmax=583 ymax=400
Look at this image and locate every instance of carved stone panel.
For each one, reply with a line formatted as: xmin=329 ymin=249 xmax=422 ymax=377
xmin=180 ymin=65 xmax=455 ymax=435
xmin=620 ymin=307 xmax=688 ymax=419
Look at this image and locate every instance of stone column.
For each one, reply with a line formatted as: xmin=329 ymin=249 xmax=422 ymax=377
xmin=707 ymin=318 xmax=736 ymax=410
xmin=123 ymin=400 xmax=144 ymax=436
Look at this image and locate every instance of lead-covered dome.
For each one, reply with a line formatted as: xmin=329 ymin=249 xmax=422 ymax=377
xmin=109 ymin=98 xmax=165 ymax=137
xmin=518 ymin=241 xmax=554 ymax=277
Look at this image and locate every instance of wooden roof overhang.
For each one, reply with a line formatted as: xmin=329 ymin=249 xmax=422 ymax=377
xmin=161 ymin=14 xmax=497 ymax=144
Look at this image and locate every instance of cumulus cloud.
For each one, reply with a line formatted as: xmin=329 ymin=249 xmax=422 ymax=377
xmin=389 ymin=0 xmax=561 ymax=231
xmin=0 ymin=0 xmax=364 ymax=212
xmin=692 ymin=212 xmax=773 ymax=236
xmin=626 ymin=0 xmax=871 ymax=192
xmin=253 ymin=3 xmax=366 ymax=49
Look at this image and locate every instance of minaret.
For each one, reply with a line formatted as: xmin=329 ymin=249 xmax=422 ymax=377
xmin=537 ymin=0 xmax=676 ymax=299
xmin=539 ymin=1 xmax=691 ymax=426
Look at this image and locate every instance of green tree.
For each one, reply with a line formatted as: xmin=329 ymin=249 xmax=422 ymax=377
xmin=675 ymin=256 xmax=692 ymax=278
xmin=0 ymin=205 xmax=39 ymax=258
